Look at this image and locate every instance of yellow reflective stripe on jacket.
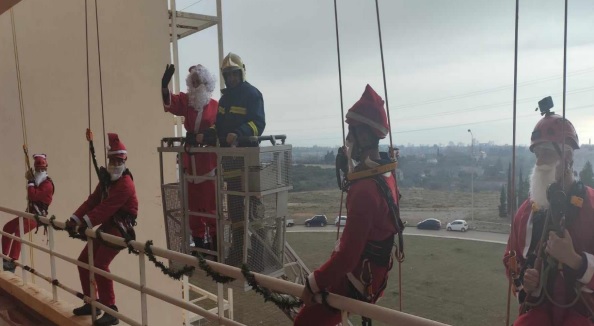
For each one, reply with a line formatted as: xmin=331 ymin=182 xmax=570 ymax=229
xmin=218 ymin=106 xmax=226 ymax=114
xmin=223 ymin=169 xmax=242 ymax=179
xmin=229 ymin=106 xmax=247 ymax=115
xmin=248 ymin=121 xmax=258 ymax=136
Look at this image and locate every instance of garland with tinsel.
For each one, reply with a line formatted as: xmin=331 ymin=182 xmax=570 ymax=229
xmin=21 ymin=213 xmax=310 ymax=313
xmin=144 ymin=240 xmax=195 ymax=280
xmin=241 ymin=264 xmax=303 ymax=311
xmin=191 ymin=251 xmax=235 ymax=284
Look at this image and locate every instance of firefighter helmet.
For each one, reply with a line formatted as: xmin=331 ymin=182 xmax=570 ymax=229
xmin=530 ymin=113 xmax=579 ymax=152
xmin=221 ymin=52 xmax=246 ymax=81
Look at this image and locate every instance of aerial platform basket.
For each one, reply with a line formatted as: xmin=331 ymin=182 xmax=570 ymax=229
xmin=157 ymin=135 xmax=292 ymax=281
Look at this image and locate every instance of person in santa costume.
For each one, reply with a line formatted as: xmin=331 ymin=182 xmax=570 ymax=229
xmin=504 ymin=112 xmax=594 ymax=325
xmin=2 ymin=154 xmax=54 ymax=272
xmin=295 ymin=85 xmax=403 ymax=326
xmin=69 ymin=133 xmax=138 ymax=326
xmin=161 ymin=64 xmax=218 ymax=253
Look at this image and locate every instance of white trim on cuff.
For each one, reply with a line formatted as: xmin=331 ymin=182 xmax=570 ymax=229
xmin=27 ymin=183 xmax=35 ymax=187
xmin=71 ymin=215 xmax=82 ymax=225
xmin=82 ymin=215 xmax=93 ymax=228
xmin=578 ymin=253 xmax=594 ymax=284
xmin=307 ymin=273 xmax=320 ymax=293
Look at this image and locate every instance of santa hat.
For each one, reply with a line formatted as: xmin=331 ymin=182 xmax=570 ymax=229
xmin=33 ymin=154 xmax=48 ymax=168
xmin=345 ymin=84 xmax=389 ymax=139
xmin=107 ymin=133 xmax=127 ymax=160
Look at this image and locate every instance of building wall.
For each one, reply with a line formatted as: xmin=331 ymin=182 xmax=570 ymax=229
xmin=0 ymin=1 xmax=185 ymax=324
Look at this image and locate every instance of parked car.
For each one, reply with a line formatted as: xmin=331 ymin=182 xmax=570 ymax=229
xmin=286 ymin=218 xmax=295 ymax=227
xmin=416 ymin=218 xmax=441 ymax=230
xmin=305 ymin=215 xmax=327 ymax=227
xmin=334 ymin=216 xmax=347 ymax=226
xmin=446 ymin=220 xmax=468 ymax=232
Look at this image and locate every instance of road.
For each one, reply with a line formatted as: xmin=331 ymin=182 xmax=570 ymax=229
xmin=286 ymin=225 xmax=509 ymax=244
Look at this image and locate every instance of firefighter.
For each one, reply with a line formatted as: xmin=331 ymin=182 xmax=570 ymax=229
xmin=70 ymin=133 xmax=138 ymax=326
xmin=161 ymin=64 xmax=218 ymax=253
xmin=196 ymin=52 xmax=266 ymax=266
xmin=295 ymin=85 xmax=403 ymax=325
xmin=2 ymin=154 xmax=54 ymax=272
xmin=504 ymin=113 xmax=594 ymax=326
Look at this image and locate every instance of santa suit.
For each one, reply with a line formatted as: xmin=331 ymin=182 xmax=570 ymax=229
xmin=2 ymin=178 xmax=54 ymax=260
xmin=164 ymin=93 xmax=218 ymax=244
xmin=504 ymin=185 xmax=594 ymax=326
xmin=294 ymin=173 xmax=399 ymax=326
xmin=72 ymin=174 xmax=138 ymax=307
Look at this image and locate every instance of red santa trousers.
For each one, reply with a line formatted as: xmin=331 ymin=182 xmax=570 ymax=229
xmin=77 ymin=226 xmax=121 ymax=306
xmin=294 ymin=277 xmax=351 ymax=326
xmin=2 ymin=217 xmax=37 ymax=260
xmin=187 ymin=180 xmax=217 ymax=239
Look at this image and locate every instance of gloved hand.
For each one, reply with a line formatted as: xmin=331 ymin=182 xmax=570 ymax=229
xmin=226 ymin=133 xmax=238 ymax=146
xmin=162 ymin=64 xmax=175 ymax=89
xmin=77 ymin=225 xmax=88 ymax=239
xmin=185 ymin=132 xmax=198 ymax=146
xmin=203 ymin=129 xmax=217 ymax=146
xmin=25 ymin=168 xmax=34 ymax=181
xmin=336 ymin=146 xmax=348 ymax=175
xmin=162 ymin=88 xmax=170 ymax=105
xmin=66 ymin=217 xmax=78 ymax=229
xmin=195 ymin=134 xmax=204 ymax=144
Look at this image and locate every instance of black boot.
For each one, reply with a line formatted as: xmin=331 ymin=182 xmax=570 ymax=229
xmin=73 ymin=303 xmax=102 ymax=316
xmin=94 ymin=305 xmax=119 ymax=325
xmin=2 ymin=259 xmax=16 ymax=273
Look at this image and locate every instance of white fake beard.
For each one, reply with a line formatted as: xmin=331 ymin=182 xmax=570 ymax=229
xmin=529 ymin=163 xmax=557 ymax=209
xmin=187 ymin=84 xmax=211 ymax=111
xmin=107 ymin=164 xmax=126 ymax=181
xmin=34 ymin=171 xmax=48 ymax=186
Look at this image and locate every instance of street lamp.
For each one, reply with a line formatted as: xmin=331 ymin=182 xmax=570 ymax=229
xmin=467 ymin=129 xmax=474 ymax=224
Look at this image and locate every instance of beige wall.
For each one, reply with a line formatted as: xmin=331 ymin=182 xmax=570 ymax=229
xmin=0 ymin=1 xmax=184 ymax=324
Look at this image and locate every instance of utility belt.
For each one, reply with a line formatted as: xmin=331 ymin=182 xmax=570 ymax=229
xmin=27 ymin=201 xmax=49 ymax=217
xmin=346 ymin=237 xmax=394 ymax=326
xmin=346 ymin=235 xmax=395 ymax=302
xmin=362 ymin=235 xmax=395 ymax=267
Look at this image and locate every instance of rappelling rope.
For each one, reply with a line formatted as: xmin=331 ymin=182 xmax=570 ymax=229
xmin=505 ymin=1 xmax=520 ymax=324
xmin=373 ymin=0 xmax=403 ymax=311
xmin=333 ymin=0 xmax=347 ymax=241
xmin=10 ymin=7 xmax=36 ymax=284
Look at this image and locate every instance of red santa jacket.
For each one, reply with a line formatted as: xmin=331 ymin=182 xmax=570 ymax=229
xmin=27 ymin=178 xmax=54 ymax=215
xmin=164 ymin=93 xmax=217 ymax=179
xmin=72 ymin=174 xmax=138 ymax=228
xmin=308 ymin=173 xmax=399 ymax=297
xmin=504 ymin=185 xmax=594 ymax=298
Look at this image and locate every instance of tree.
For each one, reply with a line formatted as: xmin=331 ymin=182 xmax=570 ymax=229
xmin=322 ymin=150 xmax=335 ymax=164
xmin=498 ymin=184 xmax=507 ymax=217
xmin=580 ymin=161 xmax=594 ymax=188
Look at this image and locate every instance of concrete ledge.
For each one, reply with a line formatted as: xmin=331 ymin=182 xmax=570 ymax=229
xmin=0 ymin=271 xmax=91 ymax=326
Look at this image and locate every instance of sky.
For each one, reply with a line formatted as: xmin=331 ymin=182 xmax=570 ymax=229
xmin=172 ymin=0 xmax=594 ymax=148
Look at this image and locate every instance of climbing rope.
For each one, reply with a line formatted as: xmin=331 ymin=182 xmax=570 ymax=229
xmin=10 ymin=7 xmax=37 ymax=284
xmin=505 ymin=1 xmax=520 ymax=324
xmin=373 ymin=0 xmax=394 ymax=153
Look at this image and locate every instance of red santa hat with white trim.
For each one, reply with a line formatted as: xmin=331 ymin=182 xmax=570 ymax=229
xmin=345 ymin=84 xmax=389 ymax=139
xmin=33 ymin=154 xmax=48 ymax=168
xmin=107 ymin=133 xmax=127 ymax=160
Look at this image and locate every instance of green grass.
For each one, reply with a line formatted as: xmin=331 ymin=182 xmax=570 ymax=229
xmin=287 ymin=232 xmax=518 ymax=326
